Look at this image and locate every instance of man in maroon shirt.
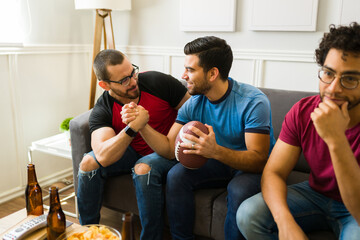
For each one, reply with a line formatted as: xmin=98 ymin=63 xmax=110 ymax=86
xmin=237 ymin=22 xmax=360 ymax=239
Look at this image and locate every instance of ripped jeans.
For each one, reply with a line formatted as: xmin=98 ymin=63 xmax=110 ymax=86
xmin=77 ymin=149 xmax=176 ymax=240
xmin=77 ymin=147 xmax=141 ymax=225
xmin=132 ymin=153 xmax=177 ymax=240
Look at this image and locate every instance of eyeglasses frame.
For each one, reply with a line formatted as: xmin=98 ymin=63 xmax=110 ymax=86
xmin=318 ymin=67 xmax=360 ymax=90
xmin=101 ymin=64 xmax=139 ymax=86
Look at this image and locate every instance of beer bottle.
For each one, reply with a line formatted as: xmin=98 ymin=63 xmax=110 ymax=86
xmin=47 ymin=186 xmax=66 ymax=240
xmin=25 ymin=163 xmax=44 ymax=216
xmin=121 ymin=212 xmax=135 ymax=240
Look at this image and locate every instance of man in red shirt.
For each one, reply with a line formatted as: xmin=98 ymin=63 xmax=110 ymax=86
xmin=77 ymin=49 xmax=190 ymax=240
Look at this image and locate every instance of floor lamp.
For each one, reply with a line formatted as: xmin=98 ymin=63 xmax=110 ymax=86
xmin=75 ymin=0 xmax=132 ymax=109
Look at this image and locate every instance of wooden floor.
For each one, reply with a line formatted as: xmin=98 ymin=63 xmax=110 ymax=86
xmin=0 ymin=177 xmax=155 ymax=240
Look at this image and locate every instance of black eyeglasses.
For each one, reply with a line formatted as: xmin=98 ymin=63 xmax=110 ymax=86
xmin=102 ymin=64 xmax=139 ymax=86
xmin=318 ymin=68 xmax=360 ymax=90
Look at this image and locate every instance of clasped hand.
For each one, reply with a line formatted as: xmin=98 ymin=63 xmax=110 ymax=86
xmin=121 ymin=102 xmax=149 ymax=131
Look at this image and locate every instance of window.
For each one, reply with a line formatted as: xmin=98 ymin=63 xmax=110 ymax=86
xmin=0 ymin=0 xmax=24 ymax=46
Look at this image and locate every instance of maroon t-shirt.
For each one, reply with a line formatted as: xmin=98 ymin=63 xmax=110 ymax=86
xmin=279 ymin=95 xmax=360 ymax=202
xmin=89 ymin=71 xmax=187 ymax=156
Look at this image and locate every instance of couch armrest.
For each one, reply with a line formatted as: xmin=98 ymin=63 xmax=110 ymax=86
xmin=70 ymin=109 xmax=92 ymax=193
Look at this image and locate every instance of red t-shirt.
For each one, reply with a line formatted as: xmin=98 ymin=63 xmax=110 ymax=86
xmin=279 ymin=95 xmax=360 ymax=202
xmin=89 ymin=71 xmax=187 ymax=156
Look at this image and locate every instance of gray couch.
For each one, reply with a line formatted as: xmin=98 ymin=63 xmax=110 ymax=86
xmin=70 ymin=87 xmax=336 ymax=240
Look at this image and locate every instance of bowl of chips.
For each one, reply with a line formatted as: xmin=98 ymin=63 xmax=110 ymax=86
xmin=58 ymin=224 xmax=121 ymax=240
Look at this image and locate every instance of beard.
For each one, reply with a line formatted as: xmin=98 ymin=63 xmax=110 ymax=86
xmin=188 ymin=77 xmax=211 ymax=96
xmin=347 ymin=98 xmax=360 ymax=110
xmin=320 ymin=93 xmax=360 ymax=110
xmin=111 ymin=85 xmax=140 ymax=100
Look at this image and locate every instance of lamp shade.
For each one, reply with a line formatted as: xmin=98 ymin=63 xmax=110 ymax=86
xmin=75 ymin=0 xmax=131 ymax=10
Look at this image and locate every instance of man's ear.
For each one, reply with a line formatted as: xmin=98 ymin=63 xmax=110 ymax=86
xmin=207 ymin=67 xmax=219 ymax=82
xmin=98 ymin=81 xmax=111 ymax=91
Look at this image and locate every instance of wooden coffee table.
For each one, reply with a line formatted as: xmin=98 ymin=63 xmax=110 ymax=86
xmin=0 ymin=208 xmax=80 ymax=239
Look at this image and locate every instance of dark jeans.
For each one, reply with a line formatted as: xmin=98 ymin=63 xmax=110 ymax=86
xmin=132 ymin=153 xmax=177 ymax=240
xmin=166 ymin=159 xmax=261 ymax=240
xmin=225 ymin=172 xmax=261 ymax=240
xmin=77 ymin=147 xmax=140 ymax=224
xmin=77 ymin=149 xmax=177 ymax=240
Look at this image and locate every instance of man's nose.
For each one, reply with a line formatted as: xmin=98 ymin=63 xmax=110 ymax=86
xmin=130 ymin=76 xmax=138 ymax=85
xmin=327 ymin=76 xmax=343 ymax=93
xmin=181 ymin=72 xmax=188 ymax=80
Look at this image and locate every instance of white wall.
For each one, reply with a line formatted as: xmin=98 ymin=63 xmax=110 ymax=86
xmin=0 ymin=46 xmax=92 ymax=203
xmin=0 ymin=0 xmax=358 ymax=203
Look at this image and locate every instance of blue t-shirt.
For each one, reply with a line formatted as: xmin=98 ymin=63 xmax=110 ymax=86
xmin=176 ymin=78 xmax=275 ymax=153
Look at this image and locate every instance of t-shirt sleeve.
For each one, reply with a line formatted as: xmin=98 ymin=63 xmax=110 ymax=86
xmin=89 ymin=95 xmax=113 ymax=134
xmin=139 ymin=71 xmax=188 ymax=108
xmin=244 ymin=94 xmax=271 ymax=134
xmin=278 ymin=101 xmax=301 ymax=146
xmin=175 ymin=97 xmax=194 ymax=125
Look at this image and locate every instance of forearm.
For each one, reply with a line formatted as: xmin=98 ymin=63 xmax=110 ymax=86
xmin=214 ymin=145 xmax=267 ymax=172
xmin=92 ymin=130 xmax=133 ymax=167
xmin=259 ymin=141 xmax=308 ymax=239
xmin=262 ymin=171 xmax=296 ymax=229
xmin=139 ymin=124 xmax=175 ymax=159
xmin=328 ymin=135 xmax=360 ymax=224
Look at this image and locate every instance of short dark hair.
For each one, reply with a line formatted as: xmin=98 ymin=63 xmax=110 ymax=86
xmin=315 ymin=22 xmax=360 ymax=66
xmin=93 ymin=49 xmax=125 ymax=80
xmin=184 ymin=36 xmax=233 ymax=80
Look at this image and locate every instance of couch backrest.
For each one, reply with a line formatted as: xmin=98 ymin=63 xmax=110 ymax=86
xmin=70 ymin=86 xmax=318 ymax=177
xmin=259 ymin=88 xmax=317 ymax=173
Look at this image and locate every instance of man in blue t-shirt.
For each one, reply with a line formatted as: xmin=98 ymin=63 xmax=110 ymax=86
xmin=122 ymin=36 xmax=275 ymax=240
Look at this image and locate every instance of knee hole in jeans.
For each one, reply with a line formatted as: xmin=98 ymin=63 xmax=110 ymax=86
xmin=80 ymin=154 xmax=98 ymax=172
xmin=134 ymin=163 xmax=151 ymax=175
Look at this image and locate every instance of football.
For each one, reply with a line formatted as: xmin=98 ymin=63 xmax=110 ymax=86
xmin=175 ymin=121 xmax=209 ymax=169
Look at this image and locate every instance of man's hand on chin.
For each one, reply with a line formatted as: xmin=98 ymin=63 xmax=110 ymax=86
xmin=310 ymin=99 xmax=349 ymax=145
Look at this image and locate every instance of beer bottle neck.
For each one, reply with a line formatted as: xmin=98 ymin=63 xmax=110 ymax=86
xmin=49 ymin=187 xmax=62 ymax=210
xmin=27 ymin=164 xmax=38 ymax=184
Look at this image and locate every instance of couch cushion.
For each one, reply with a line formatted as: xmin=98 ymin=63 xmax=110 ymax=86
xmin=103 ymin=175 xmax=139 ymax=215
xmin=287 ymin=171 xmax=309 ymax=185
xmin=308 ymin=231 xmax=336 ymax=240
xmin=211 ymin=191 xmax=227 ymax=240
xmin=103 ymin=175 xmax=226 ymax=239
xmin=193 ymin=188 xmax=226 ymax=238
